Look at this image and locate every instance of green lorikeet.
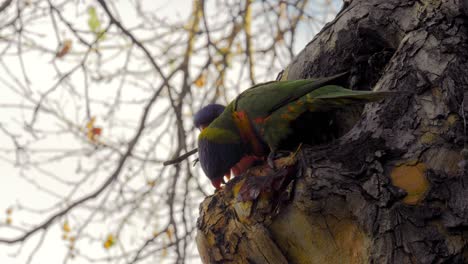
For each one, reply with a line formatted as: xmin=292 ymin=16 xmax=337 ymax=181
xmin=195 ymin=73 xmax=388 ymax=189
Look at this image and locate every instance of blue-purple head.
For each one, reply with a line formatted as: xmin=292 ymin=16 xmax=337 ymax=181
xmin=193 ymin=104 xmax=225 ymax=130
xmin=198 ymin=131 xmax=244 ymax=189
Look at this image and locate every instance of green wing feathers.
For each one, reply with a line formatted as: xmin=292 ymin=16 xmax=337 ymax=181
xmin=261 ymin=85 xmax=389 ymax=150
xmin=234 ymin=72 xmax=348 ymax=117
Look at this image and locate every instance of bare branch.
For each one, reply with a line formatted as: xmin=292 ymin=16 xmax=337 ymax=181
xmin=163 ymin=148 xmax=198 ymax=166
xmin=0 ymin=0 xmax=12 ymax=13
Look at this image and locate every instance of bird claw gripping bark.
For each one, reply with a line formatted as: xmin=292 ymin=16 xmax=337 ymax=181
xmin=237 ymin=153 xmax=298 ymax=202
xmin=267 ymin=150 xmax=292 ymax=170
xmin=267 ymin=151 xmax=277 ymax=170
xmin=237 ymin=170 xmax=289 ymax=201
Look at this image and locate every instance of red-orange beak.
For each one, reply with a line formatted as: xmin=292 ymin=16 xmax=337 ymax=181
xmin=211 ymin=178 xmax=223 ymax=189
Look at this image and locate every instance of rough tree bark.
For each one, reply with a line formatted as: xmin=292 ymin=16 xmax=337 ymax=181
xmin=196 ymin=0 xmax=468 ymax=263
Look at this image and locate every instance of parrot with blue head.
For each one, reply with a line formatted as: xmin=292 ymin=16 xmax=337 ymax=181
xmin=194 ymin=103 xmax=263 ymax=188
xmin=195 ymin=73 xmax=388 ymax=189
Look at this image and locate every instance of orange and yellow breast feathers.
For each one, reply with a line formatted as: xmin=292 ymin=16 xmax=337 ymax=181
xmin=232 ymin=111 xmax=265 ymax=156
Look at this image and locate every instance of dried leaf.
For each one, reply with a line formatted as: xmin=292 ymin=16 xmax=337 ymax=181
xmin=56 ymin=39 xmax=72 ymax=58
xmin=103 ymin=234 xmax=116 ymax=249
xmin=166 ymin=228 xmax=173 ymax=242
xmin=218 ymin=47 xmax=229 ymax=55
xmin=92 ymin=127 xmax=102 ymax=136
xmin=147 ymin=180 xmax=156 ymax=187
xmin=85 ymin=117 xmax=102 ymax=143
xmin=194 ymin=74 xmax=206 ymax=88
xmin=275 ymin=32 xmax=284 ymax=43
xmin=63 ymin=221 xmax=71 ymax=233
xmin=86 ymin=117 xmax=95 ymax=129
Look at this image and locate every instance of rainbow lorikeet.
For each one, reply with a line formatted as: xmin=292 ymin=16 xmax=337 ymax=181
xmin=195 ymin=73 xmax=388 ymax=189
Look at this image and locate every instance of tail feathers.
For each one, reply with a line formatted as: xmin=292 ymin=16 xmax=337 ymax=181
xmin=305 ymin=85 xmax=391 ymax=111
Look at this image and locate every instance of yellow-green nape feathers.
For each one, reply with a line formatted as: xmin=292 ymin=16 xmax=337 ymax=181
xmin=199 ymin=126 xmax=240 ymax=144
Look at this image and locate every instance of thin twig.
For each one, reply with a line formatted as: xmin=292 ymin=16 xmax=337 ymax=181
xmin=163 ymin=148 xmax=198 ymax=166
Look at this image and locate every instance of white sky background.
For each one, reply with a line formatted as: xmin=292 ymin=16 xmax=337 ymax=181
xmin=0 ymin=1 xmax=340 ymax=263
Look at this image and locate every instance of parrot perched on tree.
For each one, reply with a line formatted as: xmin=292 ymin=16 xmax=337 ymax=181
xmin=195 ymin=73 xmax=388 ymax=189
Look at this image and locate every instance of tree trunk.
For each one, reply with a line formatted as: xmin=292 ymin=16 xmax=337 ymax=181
xmin=196 ymin=0 xmax=468 ymax=263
